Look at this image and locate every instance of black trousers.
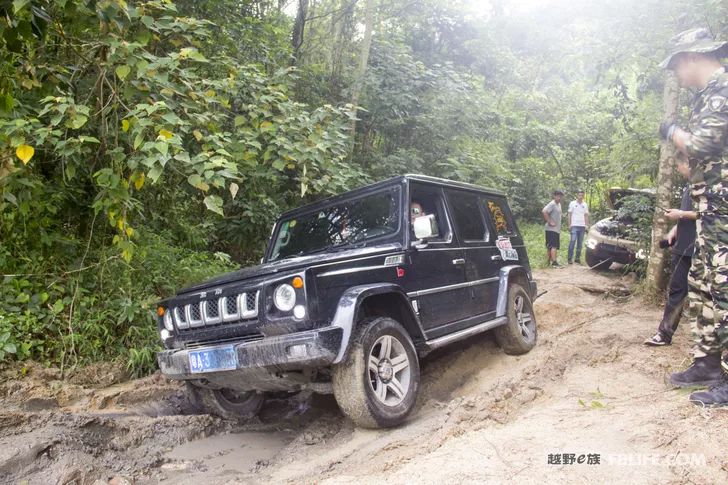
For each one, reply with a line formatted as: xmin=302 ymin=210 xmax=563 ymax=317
xmin=658 ymin=252 xmax=692 ymax=341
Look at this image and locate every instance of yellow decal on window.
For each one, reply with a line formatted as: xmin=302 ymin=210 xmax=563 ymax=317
xmin=488 ymin=201 xmax=508 ymax=234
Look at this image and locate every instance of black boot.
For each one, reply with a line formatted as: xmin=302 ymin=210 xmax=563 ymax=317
xmin=669 ymin=354 xmax=725 ymax=388
xmin=690 ymin=381 xmax=728 ymax=407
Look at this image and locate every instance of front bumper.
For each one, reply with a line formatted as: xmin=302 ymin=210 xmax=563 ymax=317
xmin=586 ymin=227 xmax=638 ymax=265
xmin=157 ymin=326 xmax=344 ymax=383
xmin=586 ymin=244 xmax=635 ymax=265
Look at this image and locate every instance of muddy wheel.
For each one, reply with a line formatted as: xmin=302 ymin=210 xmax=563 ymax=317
xmin=187 ymin=383 xmax=264 ymax=420
xmin=585 ymin=250 xmax=612 ymax=270
xmin=494 ymin=283 xmax=537 ymax=355
xmin=332 ymin=317 xmax=420 ymax=429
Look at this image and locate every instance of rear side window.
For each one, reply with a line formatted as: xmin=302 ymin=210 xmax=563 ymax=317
xmin=446 ymin=190 xmax=488 ymax=242
xmin=485 ymin=197 xmax=516 ymax=237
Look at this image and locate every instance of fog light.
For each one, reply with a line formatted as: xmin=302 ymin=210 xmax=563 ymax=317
xmin=286 ymin=344 xmax=307 ymax=358
xmin=160 ymin=329 xmax=171 ymax=340
xmin=587 ymin=238 xmax=598 ymax=249
xmin=293 ymin=305 xmax=306 ymax=319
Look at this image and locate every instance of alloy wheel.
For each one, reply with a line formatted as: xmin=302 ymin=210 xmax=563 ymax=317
xmin=367 ymin=335 xmax=411 ymax=406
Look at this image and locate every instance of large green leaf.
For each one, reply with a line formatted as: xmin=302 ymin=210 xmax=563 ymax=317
xmin=203 ymin=195 xmax=224 ymax=216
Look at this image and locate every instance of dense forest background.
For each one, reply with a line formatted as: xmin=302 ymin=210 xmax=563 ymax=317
xmin=1 ymin=0 xmax=727 ymax=374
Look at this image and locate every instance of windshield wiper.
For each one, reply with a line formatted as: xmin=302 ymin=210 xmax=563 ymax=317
xmin=276 ymin=241 xmax=366 ymax=261
xmin=331 ymin=240 xmax=367 ymax=251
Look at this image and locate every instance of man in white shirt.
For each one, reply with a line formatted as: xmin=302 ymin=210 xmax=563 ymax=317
xmin=567 ymin=189 xmax=589 ymax=264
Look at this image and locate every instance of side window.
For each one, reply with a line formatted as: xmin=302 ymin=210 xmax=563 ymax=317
xmin=410 ymin=185 xmax=451 ymax=242
xmin=446 ymin=190 xmax=489 ymax=242
xmin=485 ymin=197 xmax=516 ymax=237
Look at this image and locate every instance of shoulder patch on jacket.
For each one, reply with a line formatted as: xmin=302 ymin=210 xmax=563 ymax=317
xmin=708 ymin=94 xmax=727 ymax=111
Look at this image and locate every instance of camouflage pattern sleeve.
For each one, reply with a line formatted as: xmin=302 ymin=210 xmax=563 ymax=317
xmin=685 ymin=87 xmax=728 ymax=160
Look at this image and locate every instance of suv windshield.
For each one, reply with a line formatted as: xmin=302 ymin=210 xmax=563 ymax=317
xmin=268 ymin=187 xmax=401 ymax=261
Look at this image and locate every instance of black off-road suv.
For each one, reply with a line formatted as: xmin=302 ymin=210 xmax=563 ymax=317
xmin=155 ymin=175 xmax=538 ymax=428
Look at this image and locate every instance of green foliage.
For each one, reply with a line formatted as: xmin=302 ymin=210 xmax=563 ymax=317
xmin=613 ymin=194 xmax=655 ymax=246
xmin=613 ymin=193 xmax=655 ymax=275
xmin=0 ymin=230 xmax=236 ymax=372
xmin=518 ymin=222 xmax=549 ymax=270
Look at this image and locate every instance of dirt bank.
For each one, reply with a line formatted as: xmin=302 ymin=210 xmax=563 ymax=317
xmin=1 ymin=265 xmax=726 ymax=484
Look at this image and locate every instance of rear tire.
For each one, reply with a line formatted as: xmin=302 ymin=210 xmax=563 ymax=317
xmin=332 ymin=317 xmax=420 ymax=428
xmin=494 ymin=283 xmax=537 ymax=355
xmin=187 ymin=383 xmax=264 ymax=420
xmin=586 ymin=250 xmax=612 ymax=270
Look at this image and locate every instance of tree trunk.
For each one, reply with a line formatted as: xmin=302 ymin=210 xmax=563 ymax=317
xmin=291 ymin=0 xmax=309 ymax=65
xmin=331 ymin=0 xmax=356 ymax=98
xmin=348 ymin=0 xmax=374 ymax=155
xmin=646 ymin=72 xmax=679 ymax=291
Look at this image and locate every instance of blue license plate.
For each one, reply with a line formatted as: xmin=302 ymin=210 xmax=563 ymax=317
xmin=188 ymin=346 xmax=237 ymax=374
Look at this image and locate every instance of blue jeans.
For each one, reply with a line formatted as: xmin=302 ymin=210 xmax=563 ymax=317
xmin=568 ymin=226 xmax=585 ymax=262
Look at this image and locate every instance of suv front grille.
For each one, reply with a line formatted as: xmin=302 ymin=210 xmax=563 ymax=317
xmin=171 ymin=290 xmax=259 ymax=330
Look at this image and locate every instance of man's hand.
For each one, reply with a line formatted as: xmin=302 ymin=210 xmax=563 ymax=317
xmin=666 ymin=225 xmax=677 ymax=245
xmin=664 ymin=209 xmax=683 ymax=221
xmin=659 ymin=120 xmax=677 ymax=141
xmin=548 ymin=220 xmax=557 ymax=227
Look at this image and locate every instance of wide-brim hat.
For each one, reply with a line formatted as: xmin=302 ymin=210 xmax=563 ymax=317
xmin=660 ymin=28 xmax=728 ymax=69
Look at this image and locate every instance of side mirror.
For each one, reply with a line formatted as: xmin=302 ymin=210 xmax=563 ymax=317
xmin=413 ymin=214 xmax=438 ymax=239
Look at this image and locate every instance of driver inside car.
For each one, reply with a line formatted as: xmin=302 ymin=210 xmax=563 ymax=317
xmin=410 ymin=201 xmax=426 ymax=222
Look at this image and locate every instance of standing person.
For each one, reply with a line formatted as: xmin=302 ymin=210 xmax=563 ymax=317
xmin=542 ymin=190 xmax=564 ymax=267
xmin=567 ymin=190 xmax=589 ymax=264
xmin=644 ymin=155 xmax=696 ymax=346
xmin=659 ymin=28 xmax=728 ymax=406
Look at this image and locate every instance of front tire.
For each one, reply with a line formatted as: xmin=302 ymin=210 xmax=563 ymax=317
xmin=494 ymin=283 xmax=537 ymax=355
xmin=586 ymin=249 xmax=612 ymax=270
xmin=332 ymin=317 xmax=420 ymax=428
xmin=187 ymin=383 xmax=264 ymax=420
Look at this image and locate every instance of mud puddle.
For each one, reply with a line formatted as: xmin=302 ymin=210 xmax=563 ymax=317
xmin=163 ymin=431 xmax=296 ymax=482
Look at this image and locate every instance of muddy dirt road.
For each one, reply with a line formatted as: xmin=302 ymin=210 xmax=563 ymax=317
xmin=1 ymin=265 xmax=727 ymax=484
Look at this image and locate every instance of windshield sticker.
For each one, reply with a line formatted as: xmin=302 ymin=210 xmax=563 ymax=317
xmin=496 ymin=237 xmax=519 ymax=261
xmin=289 ymin=219 xmax=297 ymax=227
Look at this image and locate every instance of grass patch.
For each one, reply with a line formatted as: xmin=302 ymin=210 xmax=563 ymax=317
xmin=518 ymin=221 xmax=549 ymax=269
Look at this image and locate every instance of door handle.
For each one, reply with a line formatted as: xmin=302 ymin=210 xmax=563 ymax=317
xmin=491 ymin=255 xmax=502 ymax=261
xmin=452 ymin=258 xmax=465 ymax=265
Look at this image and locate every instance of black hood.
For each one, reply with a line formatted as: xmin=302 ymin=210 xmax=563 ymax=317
xmin=177 ymin=243 xmax=402 ymax=295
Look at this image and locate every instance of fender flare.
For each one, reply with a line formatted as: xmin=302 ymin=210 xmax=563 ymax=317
xmin=495 ymin=265 xmax=536 ymax=317
xmin=330 ymin=283 xmax=422 ymax=364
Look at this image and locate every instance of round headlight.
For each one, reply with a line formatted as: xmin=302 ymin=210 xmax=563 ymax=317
xmin=274 ymin=284 xmax=296 ymax=312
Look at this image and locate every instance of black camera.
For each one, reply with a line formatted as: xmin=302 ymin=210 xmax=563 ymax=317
xmin=658 ymin=239 xmax=673 ymax=249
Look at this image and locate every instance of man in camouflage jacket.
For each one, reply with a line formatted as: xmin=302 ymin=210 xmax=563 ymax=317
xmin=659 ymin=28 xmax=728 ymax=407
